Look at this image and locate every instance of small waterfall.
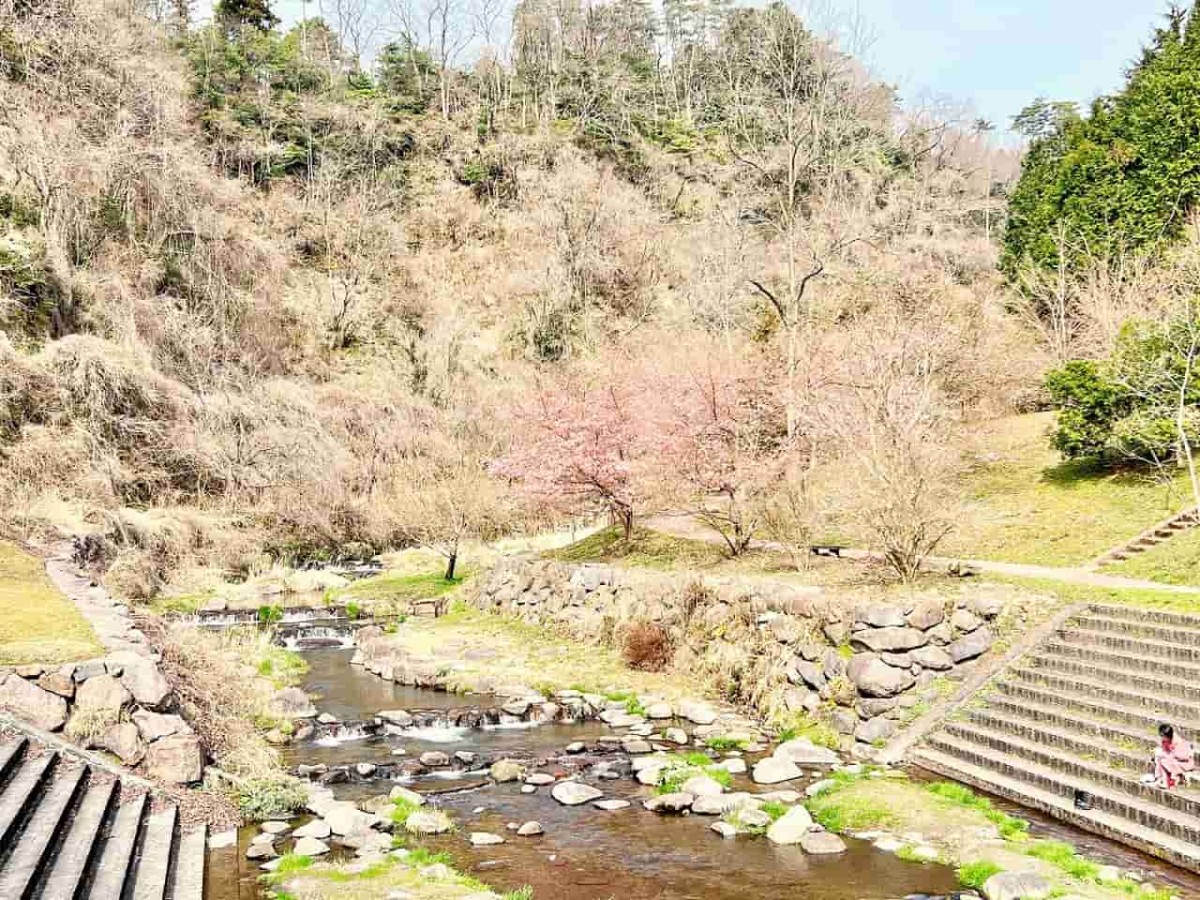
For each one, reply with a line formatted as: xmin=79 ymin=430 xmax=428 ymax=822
xmin=283 ymin=626 xmax=356 ymax=650
xmin=312 ymin=720 xmax=381 ymax=746
xmin=396 ymin=724 xmax=470 ymax=744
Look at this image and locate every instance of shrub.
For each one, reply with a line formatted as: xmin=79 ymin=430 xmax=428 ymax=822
xmin=237 ymin=776 xmax=308 ymax=820
xmin=621 ymin=620 xmax=673 ymax=672
xmin=956 ymin=860 xmax=1002 ymax=890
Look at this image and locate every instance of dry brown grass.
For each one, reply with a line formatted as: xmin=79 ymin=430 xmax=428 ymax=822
xmin=619 ymin=620 xmax=674 ymax=672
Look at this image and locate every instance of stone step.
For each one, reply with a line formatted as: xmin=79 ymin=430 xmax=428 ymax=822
xmin=38 ymin=777 xmax=117 ymax=900
xmin=965 ymin=708 xmax=1189 ymax=775
xmin=924 ymin=732 xmax=1200 ymax=846
xmin=985 ymin=695 xmax=1198 ymax=763
xmin=168 ymin=826 xmax=207 ymax=900
xmin=129 ymin=805 xmax=176 ymax=900
xmin=1043 ymin=640 xmax=1200 ymax=683
xmin=1010 ymin=668 xmax=1200 ymax=723
xmin=0 ymin=738 xmax=28 ymax=783
xmin=1026 ymin=654 xmax=1200 ymax=704
xmin=0 ymin=761 xmax=87 ymax=899
xmin=996 ymin=680 xmax=1200 ymax=736
xmin=941 ymin=722 xmax=1200 ymax=823
xmin=1088 ymin=603 xmax=1200 ymax=629
xmin=911 ymin=746 xmax=1200 ymax=873
xmin=1068 ymin=613 xmax=1200 ymax=646
xmin=0 ymin=752 xmax=57 ymax=851
xmin=87 ymin=793 xmax=147 ymax=900
xmin=1058 ymin=627 xmax=1200 ymax=664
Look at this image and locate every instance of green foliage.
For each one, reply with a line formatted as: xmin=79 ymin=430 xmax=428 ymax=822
xmin=704 ymin=736 xmax=748 ymax=751
xmin=776 ymin=713 xmax=841 ymax=750
xmin=655 ymin=754 xmax=732 ymax=794
xmin=258 ymin=604 xmax=283 ymax=625
xmin=0 ymin=237 xmax=62 ymax=340
xmin=1025 ymin=839 xmax=1100 ymax=880
xmin=271 ymin=853 xmax=314 ymax=876
xmin=956 ymin=860 xmax=1003 ymax=890
xmin=759 ymin=800 xmax=788 ymax=821
xmin=624 ymin=696 xmax=648 ymax=717
xmin=389 ymin=796 xmax=421 ymax=826
xmin=926 ymin=781 xmax=1029 ymax=841
xmin=806 ymin=788 xmax=897 ymax=832
xmin=1003 ymin=8 xmax=1200 ymax=276
xmin=256 ymin=646 xmax=309 ymax=687
xmin=344 ymin=599 xmax=362 ymax=620
xmin=237 ymin=776 xmax=309 ymax=820
xmin=217 ymin=0 xmax=280 ymax=32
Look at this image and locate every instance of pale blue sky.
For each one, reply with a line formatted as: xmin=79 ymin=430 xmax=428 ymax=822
xmin=849 ymin=1 xmax=1176 ymax=132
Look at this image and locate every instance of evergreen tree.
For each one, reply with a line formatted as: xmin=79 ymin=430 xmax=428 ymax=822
xmin=216 ymin=0 xmax=279 ymax=33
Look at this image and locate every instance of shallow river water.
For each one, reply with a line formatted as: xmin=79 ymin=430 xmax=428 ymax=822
xmin=204 ymin=647 xmax=1198 ymax=900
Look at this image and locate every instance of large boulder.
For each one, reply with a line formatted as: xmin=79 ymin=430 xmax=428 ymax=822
xmin=324 ymin=802 xmax=379 ymax=836
xmin=108 ymin=653 xmax=171 ymax=709
xmin=677 ymin=700 xmax=718 ymax=725
xmin=982 ymin=872 xmax=1052 ymax=900
xmin=793 ymin=660 xmax=827 ymax=691
xmin=551 ymin=782 xmax=603 ymax=806
xmin=851 ymin=627 xmax=928 ymax=653
xmin=97 ymin=722 xmax=146 ymax=765
xmin=144 ymin=734 xmax=203 ymax=784
xmin=906 ymin=598 xmax=945 ymax=631
xmin=405 ymin=810 xmax=453 ymax=835
xmin=765 ymin=805 xmax=814 ymax=844
xmin=854 ymin=717 xmax=897 ymax=745
xmin=847 ymin=655 xmax=915 ymax=698
xmin=490 ymin=759 xmax=524 ymax=783
xmin=774 ymin=738 xmax=838 ymax=766
xmin=910 ymin=645 xmax=954 ymax=671
xmin=0 ymin=674 xmax=68 ymax=731
xmin=800 ymin=831 xmax=847 ymax=854
xmin=643 ymin=792 xmax=694 ymax=813
xmin=855 ymin=603 xmax=906 ymax=628
xmin=948 ymin=627 xmax=995 ymax=663
xmin=950 ymin=609 xmax=984 ymax=634
xmin=74 ymin=673 xmax=131 ymax=716
xmin=270 ymin=687 xmax=317 ymax=719
xmin=680 ymin=775 xmax=726 ymax=797
xmin=752 ymin=756 xmax=802 ymax=785
xmin=131 ymin=710 xmax=191 ymax=743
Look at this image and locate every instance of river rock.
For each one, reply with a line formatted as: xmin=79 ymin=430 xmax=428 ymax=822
xmin=470 ymin=832 xmax=505 ymax=846
xmin=594 ymin=799 xmax=631 ymax=811
xmin=909 ymin=645 xmax=954 ymax=671
xmin=325 ymin=802 xmax=379 ymax=836
xmin=525 ymin=773 xmax=555 ymax=786
xmin=949 ymin=627 xmax=994 ymax=662
xmin=599 ymin=710 xmax=643 ymax=728
xmin=317 ymin=713 xmax=338 ymax=725
xmin=551 ymin=782 xmax=603 ymax=805
xmin=378 ymin=709 xmax=413 ymax=727
xmin=420 ymin=751 xmax=450 ymax=767
xmin=566 ymin=741 xmax=585 ymax=754
xmin=711 ymin=821 xmax=738 ymax=838
xmin=261 ymin=821 xmax=290 ymax=836
xmin=775 ymin=737 xmax=839 ymax=765
xmin=98 ymin=722 xmax=145 ymax=765
xmin=906 ymin=598 xmax=945 ymax=631
xmin=663 ymin=727 xmax=688 ymax=745
xmin=271 ymin=687 xmax=317 ymax=719
xmin=405 ymin=810 xmax=453 ymax=835
xmin=856 ymin=603 xmax=906 ymax=628
xmin=490 ymin=759 xmax=524 ymax=783
xmin=643 ymin=792 xmax=694 ymax=813
xmin=727 ymin=805 xmax=772 ymax=830
xmin=800 ymin=831 xmax=847 ymax=854
xmin=847 ymin=656 xmax=915 ymax=698
xmin=678 ymin=700 xmax=718 ymax=725
xmin=982 ymin=872 xmax=1052 ymax=900
xmin=721 ymin=758 xmax=747 ymax=775
xmin=294 ymin=819 xmax=333 ymax=839
xmin=517 ymin=821 xmax=544 ymax=836
xmin=752 ymin=756 xmax=802 ymax=784
xmin=855 ymin=717 xmax=897 ymax=744
xmin=144 ymin=733 xmax=203 ymax=784
xmin=681 ymin=775 xmax=725 ymax=797
xmin=389 ymin=786 xmax=425 ymax=807
xmin=623 ymin=739 xmax=653 ymax=754
xmin=645 ymin=702 xmax=673 ymax=719
xmin=765 ymin=805 xmax=815 ymax=844
xmin=292 ymin=837 xmax=330 ymax=856
xmin=246 ymin=842 xmax=276 ymax=860
xmin=852 ymin=627 xmax=928 ymax=653
xmin=0 ymin=675 xmax=68 ymax=731
xmin=806 ymin=779 xmax=836 ymax=797
xmin=108 ymin=652 xmax=171 ymax=709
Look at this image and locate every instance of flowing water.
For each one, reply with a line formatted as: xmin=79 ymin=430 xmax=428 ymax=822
xmin=206 ymin=647 xmax=1199 ymax=899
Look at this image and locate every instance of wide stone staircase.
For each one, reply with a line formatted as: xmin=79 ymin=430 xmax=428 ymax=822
xmin=912 ymin=603 xmax=1200 ymax=873
xmin=0 ymin=734 xmax=205 ymax=899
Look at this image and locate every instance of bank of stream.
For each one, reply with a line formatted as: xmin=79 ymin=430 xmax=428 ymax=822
xmin=204 ymin=644 xmax=1197 ymax=900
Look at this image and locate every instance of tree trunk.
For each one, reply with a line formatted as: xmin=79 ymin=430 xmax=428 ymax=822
xmin=445 ymin=551 xmax=458 ymax=581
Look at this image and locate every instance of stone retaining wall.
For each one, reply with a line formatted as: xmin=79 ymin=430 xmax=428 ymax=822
xmin=470 ymin=558 xmax=1007 ymax=756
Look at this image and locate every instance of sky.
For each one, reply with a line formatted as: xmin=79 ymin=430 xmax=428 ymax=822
xmin=847 ymin=1 xmax=1176 ymax=135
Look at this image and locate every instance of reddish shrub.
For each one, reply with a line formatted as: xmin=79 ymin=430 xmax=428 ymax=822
xmin=621 ymin=621 xmax=673 ymax=672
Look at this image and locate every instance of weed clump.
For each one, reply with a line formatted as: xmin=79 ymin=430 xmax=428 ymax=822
xmin=620 ymin=620 xmax=673 ymax=672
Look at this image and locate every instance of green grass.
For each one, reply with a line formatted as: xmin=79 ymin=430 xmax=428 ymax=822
xmin=1025 ymin=839 xmax=1100 ymax=880
xmin=1105 ymin=526 xmax=1200 ymax=586
xmin=760 ymin=800 xmax=789 ymax=821
xmin=991 ymin=574 xmax=1200 ymax=614
xmin=546 ymin=526 xmax=730 ymax=569
xmin=776 ymin=713 xmax=842 ymax=750
xmin=956 ymin=860 xmax=1003 ymax=890
xmin=925 ymin=781 xmax=1029 ymax=841
xmin=705 ymin=736 xmax=748 ymax=752
xmin=655 ymin=755 xmax=733 ymax=794
xmin=256 ymin=646 xmax=309 ymax=688
xmin=805 ymin=776 xmax=899 ymax=833
xmin=0 ymin=542 xmax=103 ymax=665
xmin=337 ymin=569 xmax=466 ymax=607
xmin=934 ymin=412 xmax=1190 ymax=567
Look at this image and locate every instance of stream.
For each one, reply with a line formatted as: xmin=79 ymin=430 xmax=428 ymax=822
xmin=206 ymin=645 xmax=1198 ymax=900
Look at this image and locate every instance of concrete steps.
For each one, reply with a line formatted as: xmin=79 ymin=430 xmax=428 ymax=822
xmin=1093 ymin=508 xmax=1199 ymax=568
xmin=913 ymin=602 xmax=1200 ymax=874
xmin=0 ymin=737 xmax=205 ymax=899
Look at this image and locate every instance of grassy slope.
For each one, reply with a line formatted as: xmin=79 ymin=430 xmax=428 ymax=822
xmin=937 ymin=413 xmax=1188 ymax=567
xmin=1103 ymin=526 xmax=1200 ymax=586
xmin=0 ymin=543 xmax=103 ymax=665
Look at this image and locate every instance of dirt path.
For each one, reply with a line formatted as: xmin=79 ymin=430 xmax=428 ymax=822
xmin=641 ymin=514 xmax=1200 ymax=596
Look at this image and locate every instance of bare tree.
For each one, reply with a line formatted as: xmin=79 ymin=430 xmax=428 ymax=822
xmin=388 ymin=0 xmax=476 ymax=118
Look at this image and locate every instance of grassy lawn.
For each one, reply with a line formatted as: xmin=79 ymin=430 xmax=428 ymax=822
xmin=936 ymin=413 xmax=1189 ymax=567
xmin=0 ymin=543 xmax=103 ymax=665
xmin=268 ymin=850 xmax=529 ymax=900
xmin=379 ymin=602 xmax=716 ymax=701
xmin=335 ymin=570 xmax=467 ymax=613
xmin=989 ymin=574 xmax=1200 ymax=615
xmin=545 ymin=526 xmax=732 ymax=569
xmin=1102 ymin=526 xmax=1200 ymax=586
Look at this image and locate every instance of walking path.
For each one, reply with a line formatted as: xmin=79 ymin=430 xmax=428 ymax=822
xmin=641 ymin=514 xmax=1200 ymax=596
